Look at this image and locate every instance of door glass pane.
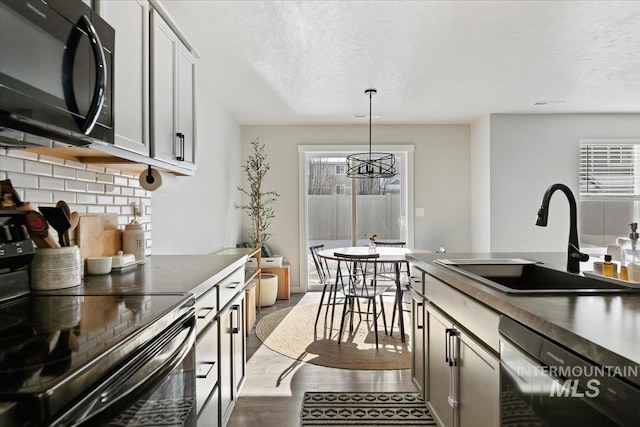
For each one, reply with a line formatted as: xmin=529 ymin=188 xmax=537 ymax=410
xmin=305 ymin=153 xmax=406 ymax=289
xmin=355 ymin=160 xmax=404 ymax=246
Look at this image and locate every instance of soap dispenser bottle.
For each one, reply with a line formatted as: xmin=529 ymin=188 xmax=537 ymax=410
xmin=622 ymin=222 xmax=640 ymax=266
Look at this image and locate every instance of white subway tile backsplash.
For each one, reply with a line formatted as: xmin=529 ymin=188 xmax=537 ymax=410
xmin=64 ymin=159 xmax=86 ymax=169
xmin=39 ymin=177 xmax=65 ymax=191
xmin=53 ymin=166 xmax=76 ymax=179
xmin=113 ymin=176 xmax=128 ymax=186
xmin=86 ymin=205 xmax=105 ymax=213
xmin=66 ymin=180 xmax=86 ymax=192
xmin=86 ymin=164 xmax=105 ymax=173
xmin=104 ymin=185 xmax=119 ymax=195
xmin=106 ymin=205 xmax=120 ymax=214
xmin=97 ymin=195 xmax=114 ymax=205
xmin=96 ymin=173 xmax=114 ymax=184
xmin=2 ymin=152 xmax=152 ymax=252
xmin=87 ymin=183 xmax=105 ymax=193
xmin=6 ymin=150 xmax=38 ymax=161
xmin=8 ymin=173 xmax=38 ymax=188
xmin=53 ymin=192 xmax=76 ymax=203
xmin=77 ymin=194 xmax=97 ymax=204
xmin=77 ymin=170 xmax=97 ymax=182
xmin=24 ymin=189 xmax=53 ymax=203
xmin=24 ymin=161 xmax=52 ymax=176
xmin=0 ymin=156 xmax=23 ymax=173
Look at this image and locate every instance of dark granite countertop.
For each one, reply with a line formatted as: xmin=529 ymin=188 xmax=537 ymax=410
xmin=35 ymin=251 xmax=249 ymax=299
xmin=406 ymin=251 xmax=640 ymax=384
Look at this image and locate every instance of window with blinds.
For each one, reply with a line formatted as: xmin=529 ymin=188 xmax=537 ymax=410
xmin=579 ymin=143 xmax=639 ymax=198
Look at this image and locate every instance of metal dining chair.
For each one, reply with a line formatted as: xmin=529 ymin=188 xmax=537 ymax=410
xmin=311 ymin=244 xmax=341 ymax=331
xmin=371 ymin=240 xmax=411 ymax=337
xmin=334 ymin=252 xmax=391 ymax=348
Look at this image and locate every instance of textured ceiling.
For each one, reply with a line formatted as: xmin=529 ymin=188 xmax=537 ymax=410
xmin=161 ymin=0 xmax=640 ymax=125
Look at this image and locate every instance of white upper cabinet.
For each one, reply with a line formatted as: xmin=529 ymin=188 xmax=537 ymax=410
xmin=99 ymin=0 xmax=150 ymax=156
xmin=150 ymin=9 xmax=196 ymax=169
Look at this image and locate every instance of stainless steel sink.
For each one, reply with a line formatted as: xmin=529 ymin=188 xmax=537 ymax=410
xmin=434 ymin=258 xmax=640 ymax=294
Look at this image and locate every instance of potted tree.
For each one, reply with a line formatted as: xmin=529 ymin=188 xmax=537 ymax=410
xmin=236 ymin=138 xmax=280 ymax=251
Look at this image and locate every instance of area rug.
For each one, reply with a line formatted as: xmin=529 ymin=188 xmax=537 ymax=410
xmin=300 ymin=391 xmax=436 ymax=426
xmin=255 ymin=303 xmax=411 ymax=370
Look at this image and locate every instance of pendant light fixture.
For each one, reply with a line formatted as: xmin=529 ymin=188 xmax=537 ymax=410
xmin=346 ymin=88 xmax=396 ymax=179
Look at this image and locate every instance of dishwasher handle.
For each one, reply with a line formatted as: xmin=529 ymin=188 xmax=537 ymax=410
xmin=51 ymin=314 xmax=196 ymax=426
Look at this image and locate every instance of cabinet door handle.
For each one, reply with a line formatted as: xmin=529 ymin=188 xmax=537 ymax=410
xmin=196 ymin=361 xmax=216 ymax=379
xmin=175 ymin=132 xmax=185 ymax=161
xmin=197 ymin=307 xmax=214 ymax=319
xmin=231 ymin=304 xmax=240 ymax=334
xmin=416 ymin=302 xmax=424 ymax=330
xmin=445 ymin=328 xmax=453 ymax=363
xmin=447 ymin=329 xmax=459 ymax=408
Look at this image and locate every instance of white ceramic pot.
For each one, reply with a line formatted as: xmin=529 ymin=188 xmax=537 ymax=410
xmin=30 ymin=246 xmax=81 ymax=290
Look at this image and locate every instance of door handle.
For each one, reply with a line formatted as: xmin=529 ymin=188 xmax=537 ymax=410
xmin=231 ymin=304 xmax=240 ymax=334
xmin=79 ymin=15 xmax=107 ymax=134
xmin=175 ymin=132 xmax=185 ymax=161
xmin=416 ymin=302 xmax=424 ymax=330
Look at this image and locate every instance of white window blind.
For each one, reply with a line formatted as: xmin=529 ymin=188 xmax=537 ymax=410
xmin=580 ymin=143 xmax=639 ymax=198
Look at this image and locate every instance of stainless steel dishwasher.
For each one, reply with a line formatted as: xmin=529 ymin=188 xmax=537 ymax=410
xmin=499 ymin=316 xmax=639 ymax=426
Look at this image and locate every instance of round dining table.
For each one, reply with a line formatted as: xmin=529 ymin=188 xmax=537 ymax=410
xmin=317 ymin=246 xmax=413 ymax=342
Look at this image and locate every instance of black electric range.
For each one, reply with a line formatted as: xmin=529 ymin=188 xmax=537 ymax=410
xmin=0 ymin=290 xmax=196 ymax=426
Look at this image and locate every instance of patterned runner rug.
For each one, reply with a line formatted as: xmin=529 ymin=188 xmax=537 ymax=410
xmin=300 ymin=391 xmax=436 ymax=426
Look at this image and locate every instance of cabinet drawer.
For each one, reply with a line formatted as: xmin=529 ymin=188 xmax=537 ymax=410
xmin=424 ymin=273 xmax=500 ymax=352
xmin=218 ymin=267 xmax=245 ymax=310
xmin=196 ymin=286 xmax=218 ymax=336
xmin=196 ymin=320 xmax=219 ymax=415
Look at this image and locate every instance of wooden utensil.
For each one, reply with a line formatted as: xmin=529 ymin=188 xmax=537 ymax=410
xmin=39 ymin=207 xmax=71 ymax=247
xmin=25 ymin=210 xmax=59 ymax=248
xmin=56 ymin=200 xmax=72 ymax=246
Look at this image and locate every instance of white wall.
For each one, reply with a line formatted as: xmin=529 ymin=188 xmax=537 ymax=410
xmin=151 ymin=83 xmax=243 ymax=254
xmin=240 ymin=125 xmax=471 ymax=290
xmin=489 ymin=113 xmax=640 ymax=252
xmin=470 ymin=116 xmax=491 ymax=252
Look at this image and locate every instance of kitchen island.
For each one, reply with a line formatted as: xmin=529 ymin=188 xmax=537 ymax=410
xmin=406 ymin=251 xmax=640 ymax=427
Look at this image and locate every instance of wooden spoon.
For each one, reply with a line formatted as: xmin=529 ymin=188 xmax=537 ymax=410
xmin=68 ymin=212 xmax=80 ymax=245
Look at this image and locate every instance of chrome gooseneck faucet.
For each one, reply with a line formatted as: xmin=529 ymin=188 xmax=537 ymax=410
xmin=535 ymin=183 xmax=589 ymax=273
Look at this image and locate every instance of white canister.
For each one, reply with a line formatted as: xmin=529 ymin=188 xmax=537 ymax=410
xmin=30 ymin=246 xmax=81 ymax=290
xmin=123 ymin=221 xmax=146 ymax=263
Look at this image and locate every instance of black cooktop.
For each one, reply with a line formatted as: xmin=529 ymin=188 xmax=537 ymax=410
xmin=0 ymin=292 xmax=191 ymax=398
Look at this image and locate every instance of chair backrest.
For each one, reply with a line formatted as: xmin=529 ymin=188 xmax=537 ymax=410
xmin=374 ymin=240 xmax=406 ymax=248
xmin=333 ymin=252 xmax=380 ymax=296
xmin=310 ymin=244 xmax=330 ymax=283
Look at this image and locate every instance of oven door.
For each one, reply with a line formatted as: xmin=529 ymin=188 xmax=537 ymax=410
xmin=0 ymin=0 xmax=113 ymax=146
xmin=51 ymin=314 xmax=197 ymax=427
xmin=500 ymin=317 xmax=639 ymax=426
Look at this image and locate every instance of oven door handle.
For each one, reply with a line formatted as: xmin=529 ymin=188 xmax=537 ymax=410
xmin=51 ymin=315 xmax=196 ymax=426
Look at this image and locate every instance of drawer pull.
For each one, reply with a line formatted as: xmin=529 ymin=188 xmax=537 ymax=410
xmin=197 ymin=307 xmax=214 ymax=319
xmin=227 ymin=281 xmax=240 ymax=289
xmin=196 ymin=361 xmax=216 ymax=379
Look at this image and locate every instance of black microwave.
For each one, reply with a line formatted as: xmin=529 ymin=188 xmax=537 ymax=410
xmin=0 ymin=0 xmax=114 ymax=148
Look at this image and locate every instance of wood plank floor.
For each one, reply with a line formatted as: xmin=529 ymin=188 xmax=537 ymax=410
xmin=227 ymin=292 xmax=416 ymax=427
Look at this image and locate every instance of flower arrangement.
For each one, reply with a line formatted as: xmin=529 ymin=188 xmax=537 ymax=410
xmin=369 ymin=234 xmax=377 ymax=243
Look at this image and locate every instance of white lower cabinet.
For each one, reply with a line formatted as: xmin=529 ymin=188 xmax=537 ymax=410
xmin=425 ymin=305 xmax=499 ymax=427
xmin=411 ymin=292 xmax=425 ymax=396
xmin=218 ymin=292 xmax=246 ymax=426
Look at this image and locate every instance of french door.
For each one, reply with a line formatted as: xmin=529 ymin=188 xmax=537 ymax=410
xmin=298 ymin=145 xmax=414 ymax=291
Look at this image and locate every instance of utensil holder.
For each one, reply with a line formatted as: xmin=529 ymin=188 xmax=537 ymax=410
xmin=30 ymin=246 xmax=81 ymax=290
